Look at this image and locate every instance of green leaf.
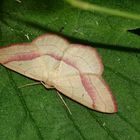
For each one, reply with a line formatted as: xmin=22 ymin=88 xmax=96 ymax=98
xmin=0 ymin=0 xmax=140 ymax=140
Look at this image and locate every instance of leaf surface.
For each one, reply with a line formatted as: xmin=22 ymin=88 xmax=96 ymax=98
xmin=0 ymin=0 xmax=140 ymax=140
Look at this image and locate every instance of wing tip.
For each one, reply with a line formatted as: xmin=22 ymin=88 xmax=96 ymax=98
xmin=102 ymin=78 xmax=118 ymax=113
xmin=92 ymin=102 xmax=118 ymax=113
xmin=88 ymin=76 xmax=117 ymax=113
xmin=95 ymin=78 xmax=118 ymax=113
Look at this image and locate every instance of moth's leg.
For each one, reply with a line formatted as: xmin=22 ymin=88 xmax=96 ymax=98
xmin=42 ymin=81 xmax=72 ymax=114
xmin=57 ymin=91 xmax=72 ymax=115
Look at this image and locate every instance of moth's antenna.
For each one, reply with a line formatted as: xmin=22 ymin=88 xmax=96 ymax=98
xmin=18 ymin=82 xmax=41 ymax=88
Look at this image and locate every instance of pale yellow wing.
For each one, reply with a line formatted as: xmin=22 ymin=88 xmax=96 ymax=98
xmin=53 ymin=74 xmax=117 ymax=113
xmin=0 ymin=34 xmax=117 ymax=113
xmin=49 ymin=44 xmax=117 ymax=113
xmin=57 ymin=44 xmax=103 ymax=78
xmin=32 ymin=33 xmax=69 ymax=51
xmin=0 ymin=34 xmax=69 ymax=82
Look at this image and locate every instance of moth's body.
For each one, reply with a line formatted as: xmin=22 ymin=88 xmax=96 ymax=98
xmin=0 ymin=34 xmax=117 ymax=113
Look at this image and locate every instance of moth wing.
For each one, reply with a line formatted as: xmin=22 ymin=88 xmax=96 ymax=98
xmin=51 ymin=44 xmax=117 ymax=112
xmin=53 ymin=74 xmax=117 ymax=113
xmin=32 ymin=33 xmax=69 ymax=53
xmin=0 ymin=34 xmax=70 ymax=82
xmin=0 ymin=44 xmax=53 ymax=81
xmin=58 ymin=44 xmax=104 ymax=77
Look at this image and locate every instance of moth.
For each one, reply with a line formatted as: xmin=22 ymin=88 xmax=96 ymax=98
xmin=0 ymin=34 xmax=117 ymax=113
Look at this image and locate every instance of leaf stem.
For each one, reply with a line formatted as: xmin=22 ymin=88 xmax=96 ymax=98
xmin=66 ymin=0 xmax=140 ymax=20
